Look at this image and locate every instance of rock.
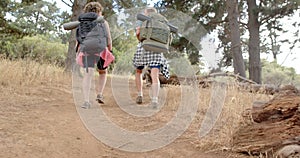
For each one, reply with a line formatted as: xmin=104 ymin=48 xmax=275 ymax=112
xmin=276 ymin=144 xmax=300 ymax=158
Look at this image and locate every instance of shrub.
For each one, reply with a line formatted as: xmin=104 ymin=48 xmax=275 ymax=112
xmin=262 ymin=60 xmax=298 ymax=87
xmin=4 ymin=34 xmax=68 ymax=66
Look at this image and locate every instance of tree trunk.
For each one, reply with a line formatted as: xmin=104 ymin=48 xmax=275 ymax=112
xmin=64 ymin=0 xmax=87 ymax=72
xmin=247 ymin=0 xmax=261 ymax=84
xmin=226 ymin=0 xmax=246 ymax=78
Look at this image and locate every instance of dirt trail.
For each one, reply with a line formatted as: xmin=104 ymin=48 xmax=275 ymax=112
xmin=0 ymin=77 xmax=248 ymax=158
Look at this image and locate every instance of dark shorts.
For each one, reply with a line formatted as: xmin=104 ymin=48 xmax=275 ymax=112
xmin=82 ymin=54 xmax=107 ymax=70
xmin=136 ymin=65 xmax=160 ymax=70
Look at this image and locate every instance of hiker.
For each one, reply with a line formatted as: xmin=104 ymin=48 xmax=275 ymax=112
xmin=133 ymin=7 xmax=170 ymax=108
xmin=77 ymin=2 xmax=113 ymax=109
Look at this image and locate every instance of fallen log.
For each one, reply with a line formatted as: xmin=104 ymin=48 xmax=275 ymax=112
xmin=146 ymin=71 xmax=286 ymax=94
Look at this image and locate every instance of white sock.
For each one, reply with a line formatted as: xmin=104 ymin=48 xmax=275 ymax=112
xmin=152 ymin=97 xmax=158 ymax=103
xmin=138 ymin=92 xmax=143 ymax=97
xmin=151 ymin=83 xmax=160 ymax=99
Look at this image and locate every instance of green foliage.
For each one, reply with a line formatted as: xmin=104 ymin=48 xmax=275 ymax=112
xmin=9 ymin=1 xmax=61 ymax=35
xmin=156 ymin=0 xmax=226 ymax=67
xmin=168 ymin=56 xmax=195 ymax=77
xmin=112 ymin=48 xmax=135 ymax=75
xmin=113 ymin=0 xmax=147 ymax=9
xmin=57 ymin=11 xmax=72 ymax=44
xmin=259 ymin=0 xmax=299 ymax=21
xmin=111 ymin=30 xmax=138 ymax=74
xmin=4 ymin=34 xmax=68 ymax=66
xmin=1 ymin=0 xmax=299 ymax=76
xmin=1 ymin=0 xmax=70 ymax=57
xmin=262 ymin=60 xmax=298 ymax=87
xmin=156 ymin=0 xmax=299 ymax=71
xmin=1 ymin=0 xmax=23 ymax=37
xmin=294 ymin=75 xmax=300 ymax=89
xmin=259 ymin=0 xmax=300 ymax=59
xmin=168 ymin=35 xmax=201 ymax=65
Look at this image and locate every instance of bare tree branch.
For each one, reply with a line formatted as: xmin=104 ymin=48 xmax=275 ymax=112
xmin=61 ymin=0 xmax=72 ymax=8
xmin=239 ymin=21 xmax=248 ymax=29
xmin=202 ymin=72 xmax=258 ymax=84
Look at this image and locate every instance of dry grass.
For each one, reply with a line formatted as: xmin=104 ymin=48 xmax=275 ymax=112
xmin=0 ymin=58 xmax=70 ymax=87
xmin=0 ymin=59 xmax=272 ymax=157
xmin=184 ymin=79 xmax=272 ymax=153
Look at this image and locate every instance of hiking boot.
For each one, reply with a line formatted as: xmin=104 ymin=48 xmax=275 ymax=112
xmin=81 ymin=102 xmax=91 ymax=109
xmin=136 ymin=96 xmax=143 ymax=104
xmin=96 ymin=94 xmax=104 ymax=104
xmin=150 ymin=102 xmax=158 ymax=109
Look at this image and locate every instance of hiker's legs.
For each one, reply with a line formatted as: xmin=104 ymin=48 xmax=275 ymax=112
xmin=96 ymin=57 xmax=107 ymax=96
xmin=82 ymin=55 xmax=96 ymax=105
xmin=135 ymin=66 xmax=144 ymax=104
xmin=95 ymin=58 xmax=107 ymax=104
xmin=135 ymin=67 xmax=144 ymax=96
xmin=82 ymin=67 xmax=94 ymax=103
xmin=97 ymin=69 xmax=107 ymax=96
xmin=150 ymin=67 xmax=160 ymax=103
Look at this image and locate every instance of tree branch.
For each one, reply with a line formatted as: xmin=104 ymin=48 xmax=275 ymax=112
xmin=259 ymin=5 xmax=295 ymax=24
xmin=202 ymin=72 xmax=258 ymax=84
xmin=61 ymin=0 xmax=72 ymax=8
xmin=209 ymin=19 xmax=227 ymax=25
xmin=239 ymin=21 xmax=248 ymax=29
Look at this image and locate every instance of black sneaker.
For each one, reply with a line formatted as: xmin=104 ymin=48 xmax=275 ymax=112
xmin=136 ymin=96 xmax=143 ymax=104
xmin=81 ymin=102 xmax=91 ymax=109
xmin=96 ymin=94 xmax=104 ymax=104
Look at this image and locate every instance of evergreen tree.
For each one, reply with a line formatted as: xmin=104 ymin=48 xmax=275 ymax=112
xmin=0 ymin=0 xmax=64 ymax=58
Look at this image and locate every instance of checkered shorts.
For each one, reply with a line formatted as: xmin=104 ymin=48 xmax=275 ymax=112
xmin=133 ymin=43 xmax=170 ymax=79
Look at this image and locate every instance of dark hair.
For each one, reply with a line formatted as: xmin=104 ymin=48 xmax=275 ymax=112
xmin=83 ymin=2 xmax=103 ymax=14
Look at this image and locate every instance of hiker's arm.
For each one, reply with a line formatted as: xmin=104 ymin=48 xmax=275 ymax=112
xmin=136 ymin=26 xmax=141 ymax=41
xmin=104 ymin=21 xmax=112 ymax=52
xmin=135 ymin=20 xmax=143 ymax=42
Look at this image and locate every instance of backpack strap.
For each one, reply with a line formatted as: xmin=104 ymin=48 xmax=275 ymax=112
xmin=76 ymin=12 xmax=100 ymax=44
xmin=100 ymin=21 xmax=109 ymax=47
xmin=78 ymin=12 xmax=98 ymax=22
xmin=145 ymin=20 xmax=151 ymax=41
